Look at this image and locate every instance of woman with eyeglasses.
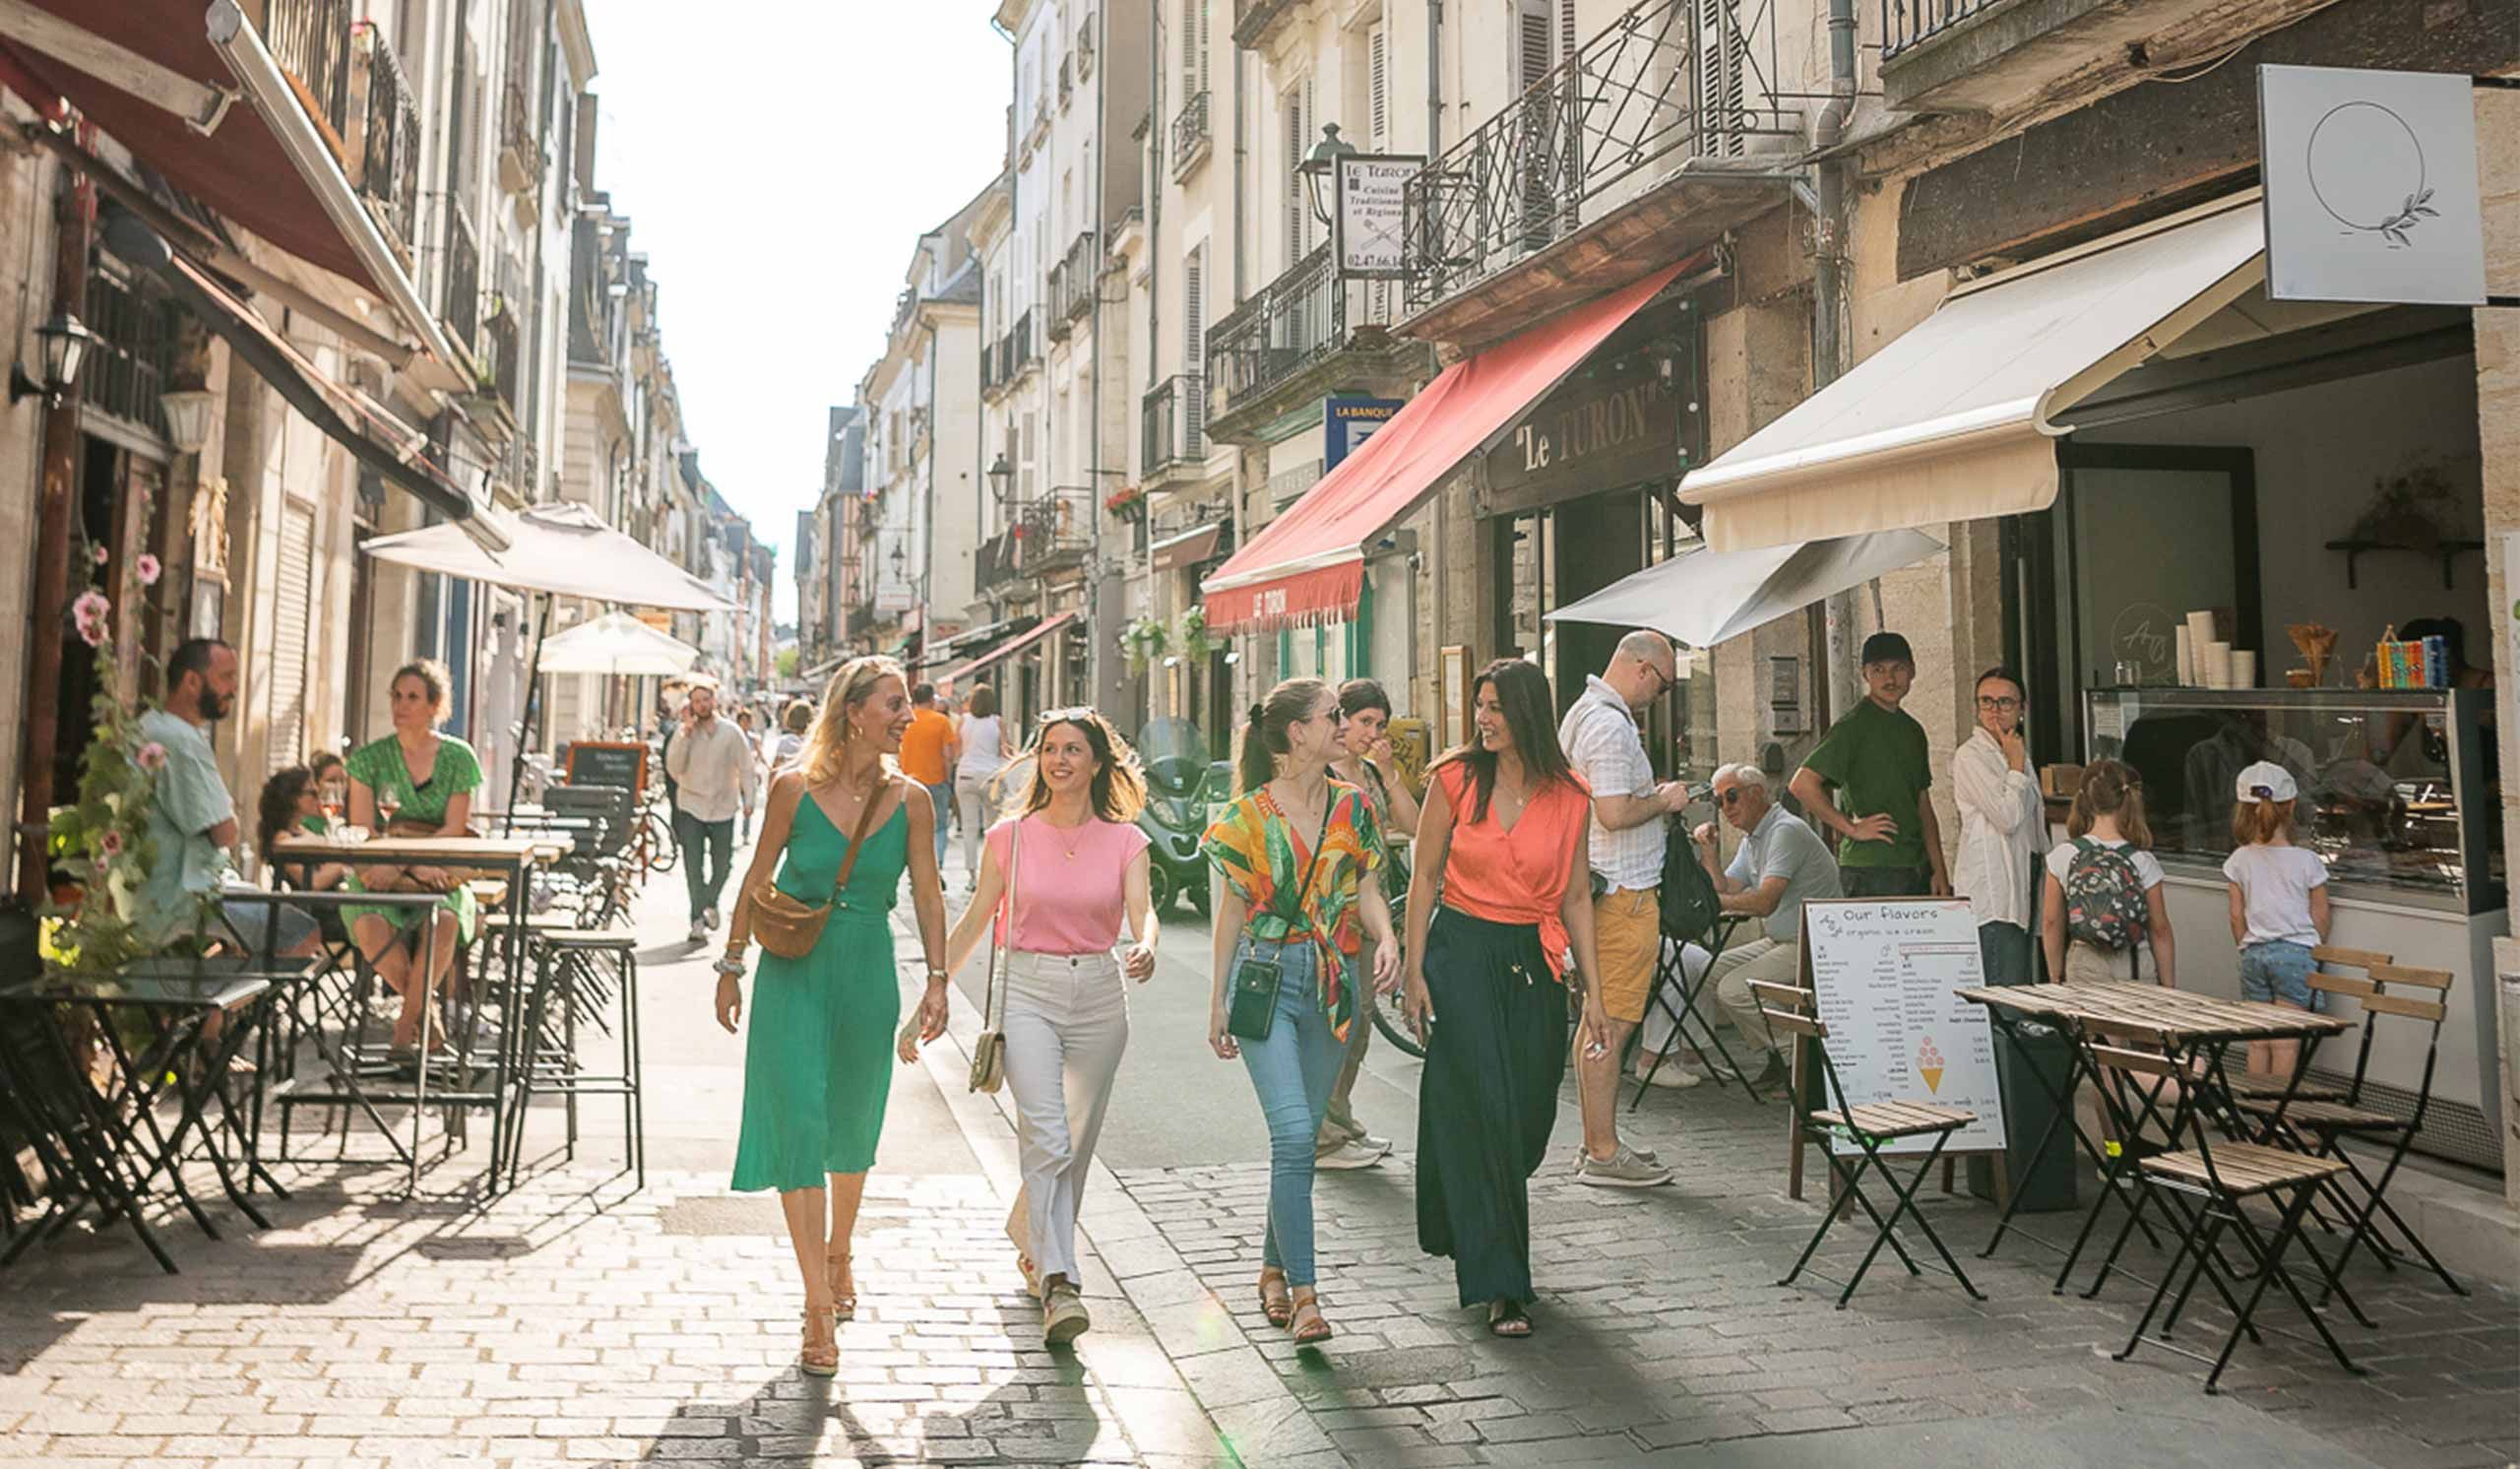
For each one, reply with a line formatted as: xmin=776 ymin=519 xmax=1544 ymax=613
xmin=1204 ymin=678 xmax=1400 ymax=1346
xmin=1402 ymin=659 xmax=1606 ymax=1339
xmin=915 ymin=708 xmax=1157 ymax=1346
xmin=1953 ymin=667 xmax=2044 ymax=986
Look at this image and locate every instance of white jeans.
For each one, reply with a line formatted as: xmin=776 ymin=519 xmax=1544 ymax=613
xmin=999 ymin=949 xmax=1129 ymax=1286
xmin=956 ymin=779 xmax=997 ymax=875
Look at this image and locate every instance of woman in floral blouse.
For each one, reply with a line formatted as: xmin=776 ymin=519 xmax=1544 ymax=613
xmin=1204 ymin=676 xmax=1399 ymax=1347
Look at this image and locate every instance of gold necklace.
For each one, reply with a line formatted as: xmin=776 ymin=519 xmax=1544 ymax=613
xmin=1037 ymin=812 xmax=1093 ymax=861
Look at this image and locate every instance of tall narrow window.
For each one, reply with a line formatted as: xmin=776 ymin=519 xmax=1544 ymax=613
xmin=1282 ymin=81 xmax=1313 ymax=267
xmin=1368 ymin=25 xmax=1389 ymax=149
xmin=1183 ymin=242 xmax=1206 ymax=377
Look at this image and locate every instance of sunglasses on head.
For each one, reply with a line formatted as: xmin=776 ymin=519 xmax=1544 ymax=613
xmin=1038 ymin=706 xmax=1098 ymax=725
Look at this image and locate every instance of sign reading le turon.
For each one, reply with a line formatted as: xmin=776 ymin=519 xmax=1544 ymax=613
xmin=1481 ymin=365 xmax=1676 ymax=516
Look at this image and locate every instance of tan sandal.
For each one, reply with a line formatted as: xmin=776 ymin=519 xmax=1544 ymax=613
xmin=798 ymin=1306 xmax=838 ymax=1376
xmin=1256 ymin=1267 xmax=1292 ymax=1327
xmin=1289 ymin=1294 xmax=1332 ymax=1346
xmin=826 ymin=1251 xmax=856 ymax=1322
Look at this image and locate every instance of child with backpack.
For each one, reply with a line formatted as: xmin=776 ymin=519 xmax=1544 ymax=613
xmin=2040 ymin=759 xmax=2175 ymax=988
xmin=2224 ymin=761 xmax=2330 ymax=1080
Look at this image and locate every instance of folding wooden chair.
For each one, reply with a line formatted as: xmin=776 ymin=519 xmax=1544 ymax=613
xmin=1756 ymin=981 xmax=1984 ymax=1309
xmin=2236 ymin=961 xmax=2466 ymax=1299
xmin=2108 ymin=1041 xmax=2365 ymax=1393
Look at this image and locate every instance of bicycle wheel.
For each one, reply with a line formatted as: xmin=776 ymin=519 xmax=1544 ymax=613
xmin=1370 ymin=998 xmax=1425 ymax=1059
xmin=644 ymin=810 xmax=679 ymax=874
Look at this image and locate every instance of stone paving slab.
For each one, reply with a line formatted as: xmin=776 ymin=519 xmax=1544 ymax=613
xmin=1107 ymin=1076 xmax=2520 ymax=1469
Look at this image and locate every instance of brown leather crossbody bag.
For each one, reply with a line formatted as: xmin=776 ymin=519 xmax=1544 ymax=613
xmin=748 ymin=778 xmax=897 ymax=960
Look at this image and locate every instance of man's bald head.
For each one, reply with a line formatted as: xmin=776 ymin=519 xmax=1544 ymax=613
xmin=1606 ymin=629 xmax=1679 ymax=710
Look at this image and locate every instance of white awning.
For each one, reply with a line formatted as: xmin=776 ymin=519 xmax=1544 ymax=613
xmin=1680 ymin=194 xmax=2268 ymax=552
xmin=1544 ymin=530 xmax=1946 ymax=649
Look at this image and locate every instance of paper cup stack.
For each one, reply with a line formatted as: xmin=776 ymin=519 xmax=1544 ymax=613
xmin=2231 ymin=651 xmax=2256 ymax=688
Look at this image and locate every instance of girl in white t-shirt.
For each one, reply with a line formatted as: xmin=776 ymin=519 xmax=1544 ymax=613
xmin=2040 ymin=759 xmax=2174 ymax=988
xmin=2223 ymin=760 xmax=2330 ymax=1079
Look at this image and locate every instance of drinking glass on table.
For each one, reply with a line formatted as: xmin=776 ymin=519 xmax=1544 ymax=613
xmin=319 ymin=780 xmax=346 ymax=842
xmin=376 ymin=789 xmax=403 ymax=828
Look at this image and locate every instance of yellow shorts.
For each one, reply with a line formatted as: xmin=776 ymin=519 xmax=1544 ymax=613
xmin=1592 ymin=887 xmax=1661 ymax=1024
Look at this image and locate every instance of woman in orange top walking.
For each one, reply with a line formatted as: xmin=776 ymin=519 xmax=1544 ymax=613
xmin=1401 ymin=659 xmax=1606 ymax=1337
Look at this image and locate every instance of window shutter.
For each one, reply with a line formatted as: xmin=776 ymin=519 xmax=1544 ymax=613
xmin=1369 ymin=27 xmax=1388 ymax=149
xmin=1699 ymin=0 xmax=1748 ymax=157
xmin=1284 ymin=87 xmax=1305 ymax=266
xmin=1517 ymin=0 xmax=1552 ymax=95
xmin=269 ymin=500 xmax=316 ymax=775
xmin=1197 ymin=0 xmax=1211 ymax=95
xmin=1184 ymin=243 xmax=1206 ymax=373
xmin=1180 ymin=0 xmax=1196 ymax=89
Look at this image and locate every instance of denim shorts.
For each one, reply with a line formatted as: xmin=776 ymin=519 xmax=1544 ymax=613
xmin=2237 ymin=940 xmax=2321 ymax=1012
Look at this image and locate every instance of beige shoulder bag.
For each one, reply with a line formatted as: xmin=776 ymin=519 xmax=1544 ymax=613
xmin=968 ymin=819 xmax=1020 ymax=1094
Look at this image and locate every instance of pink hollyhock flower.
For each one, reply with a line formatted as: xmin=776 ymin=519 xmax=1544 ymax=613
xmin=72 ymin=590 xmax=109 ymax=645
xmin=135 ymin=741 xmax=167 ymax=772
xmin=135 ymin=554 xmax=161 ymax=587
xmin=97 ymin=828 xmax=124 ymax=858
xmin=91 ymin=544 xmax=108 ymax=565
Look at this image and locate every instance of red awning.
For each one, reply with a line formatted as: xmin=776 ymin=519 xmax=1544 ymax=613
xmin=1201 ymin=259 xmax=1691 ymax=635
xmin=938 ymin=610 xmax=1080 ymax=686
xmin=1 ymin=1 xmax=377 ymax=294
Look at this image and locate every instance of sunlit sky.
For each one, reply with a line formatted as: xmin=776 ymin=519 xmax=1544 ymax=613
xmin=580 ymin=3 xmax=1012 ymax=622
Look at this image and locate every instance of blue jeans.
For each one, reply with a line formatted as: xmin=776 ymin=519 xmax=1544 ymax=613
xmin=2238 ymin=940 xmax=2321 ymax=1011
xmin=674 ymin=809 xmax=734 ymax=921
xmin=924 ymin=780 xmax=953 ymax=867
xmin=1239 ymin=959 xmax=1348 ymax=1287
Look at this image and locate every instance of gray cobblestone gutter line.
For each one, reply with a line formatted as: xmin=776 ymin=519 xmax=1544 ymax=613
xmin=892 ymin=919 xmax=1343 ymax=1469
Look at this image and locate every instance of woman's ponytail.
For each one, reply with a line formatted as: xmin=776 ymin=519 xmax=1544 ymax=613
xmin=1234 ymin=679 xmax=1331 ymax=797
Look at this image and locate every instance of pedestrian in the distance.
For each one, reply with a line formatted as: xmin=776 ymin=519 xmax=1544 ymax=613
xmin=1403 ymin=659 xmax=1606 ymax=1339
xmin=924 ymin=709 xmax=1157 ymax=1346
xmin=1313 ymin=677 xmax=1419 ymax=1171
xmin=899 ymin=682 xmax=959 ymax=869
xmin=733 ymin=707 xmax=763 ymax=842
xmin=666 ymin=678 xmax=759 ymax=942
xmin=1953 ymin=667 xmax=2043 ymax=986
xmin=1207 ymin=678 xmax=1400 ymax=1346
xmin=1789 ymin=631 xmax=1950 ymax=898
xmin=716 ymin=656 xmax=951 ymax=1378
xmin=769 ymin=699 xmax=814 ymax=774
xmin=953 ymin=685 xmax=1017 ymax=884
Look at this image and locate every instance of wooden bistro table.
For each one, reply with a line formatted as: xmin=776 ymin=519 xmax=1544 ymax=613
xmin=268 ymin=833 xmax=563 ymax=1198
xmin=1956 ymin=981 xmax=2351 ymax=1297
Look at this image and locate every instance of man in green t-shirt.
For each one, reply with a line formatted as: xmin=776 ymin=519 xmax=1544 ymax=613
xmin=1789 ymin=631 xmax=1951 ymax=899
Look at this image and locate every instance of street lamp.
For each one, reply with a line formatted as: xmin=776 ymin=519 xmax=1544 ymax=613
xmin=10 ymin=311 xmax=98 ymax=407
xmin=1295 ymin=123 xmax=1357 ymax=227
xmin=986 ymin=452 xmax=1014 ymax=504
xmin=159 ymin=387 xmax=217 ymax=454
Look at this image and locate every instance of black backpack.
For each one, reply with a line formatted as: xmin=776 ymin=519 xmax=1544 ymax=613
xmin=1659 ymin=822 xmax=1722 ymax=942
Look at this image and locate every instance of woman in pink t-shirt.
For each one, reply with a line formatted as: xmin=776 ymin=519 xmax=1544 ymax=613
xmin=914 ymin=709 xmax=1156 ymax=1346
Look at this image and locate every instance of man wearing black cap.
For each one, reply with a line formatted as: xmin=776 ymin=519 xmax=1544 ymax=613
xmin=1789 ymin=631 xmax=1950 ymax=899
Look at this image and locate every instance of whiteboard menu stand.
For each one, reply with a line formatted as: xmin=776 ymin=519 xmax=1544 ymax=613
xmin=1786 ymin=898 xmax=2012 ymax=1207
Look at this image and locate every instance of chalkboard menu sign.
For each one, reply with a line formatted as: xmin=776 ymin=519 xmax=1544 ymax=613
xmin=564 ymin=740 xmax=649 ymax=796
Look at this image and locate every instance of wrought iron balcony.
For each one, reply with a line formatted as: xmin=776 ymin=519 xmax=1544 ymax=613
xmin=1204 ymin=243 xmax=1411 ymax=438
xmin=1231 ymin=0 xmax=1301 ymax=51
xmin=443 ymin=208 xmax=481 ymax=359
xmin=499 ymin=76 xmax=542 ymax=196
xmin=353 ymin=24 xmax=420 ymax=258
xmin=1015 ymin=489 xmax=1094 ymax=581
xmin=1882 ymin=0 xmax=2002 ymax=57
xmin=268 ymin=0 xmax=352 ymax=143
xmin=1141 ymin=374 xmax=1203 ymax=475
xmin=82 ymin=267 xmax=172 ymax=438
xmin=1170 ymin=91 xmax=1211 ymax=179
xmin=1059 ymin=234 xmax=1097 ymax=324
xmin=1401 ymin=0 xmax=1797 ymax=319
xmin=1005 ymin=309 xmax=1036 ymax=380
xmin=486 ymin=304 xmax=521 ymax=414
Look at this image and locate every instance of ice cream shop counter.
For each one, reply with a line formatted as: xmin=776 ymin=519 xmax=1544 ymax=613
xmin=2082 ymin=686 xmax=2504 ymax=1170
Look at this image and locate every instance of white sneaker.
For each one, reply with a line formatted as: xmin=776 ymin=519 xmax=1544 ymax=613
xmin=703 ymin=906 xmax=722 ymax=931
xmin=1314 ymin=1138 xmax=1387 ymax=1171
xmin=688 ymin=920 xmax=709 ymax=943
xmin=1632 ymin=1057 xmax=1704 ymax=1089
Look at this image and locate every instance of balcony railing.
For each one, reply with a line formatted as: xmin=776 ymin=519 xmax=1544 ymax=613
xmin=499 ymin=77 xmax=541 ymax=195
xmin=486 ymin=305 xmax=521 ymax=414
xmin=1057 ymin=233 xmax=1097 ymax=324
xmin=1016 ymin=490 xmax=1094 ymax=579
xmin=1002 ymin=309 xmax=1036 ymax=382
xmin=1401 ymin=0 xmax=1796 ymax=314
xmin=981 ymin=333 xmax=1003 ymax=393
xmin=1170 ymin=91 xmax=1211 ymax=178
xmin=268 ymin=0 xmax=352 ymax=142
xmin=443 ymin=209 xmax=481 ymax=360
xmin=1205 ymin=242 xmax=1399 ymax=424
xmin=1882 ymin=0 xmax=2004 ymax=59
xmin=1141 ymin=374 xmax=1204 ymax=474
xmin=1045 ymin=263 xmax=1074 ymax=343
xmin=353 ymin=24 xmax=420 ymax=255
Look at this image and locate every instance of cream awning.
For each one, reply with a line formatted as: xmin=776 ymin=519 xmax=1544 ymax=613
xmin=1679 ymin=194 xmax=2268 ymax=552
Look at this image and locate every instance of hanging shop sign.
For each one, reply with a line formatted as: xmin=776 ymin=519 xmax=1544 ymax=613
xmin=1325 ymin=395 xmax=1403 ymax=472
xmin=1479 ymin=358 xmax=1677 ymax=518
xmin=1335 ymin=156 xmax=1423 ymax=279
xmin=2258 ymin=65 xmax=2487 ymax=306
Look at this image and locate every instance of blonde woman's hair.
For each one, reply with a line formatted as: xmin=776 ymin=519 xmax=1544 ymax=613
xmin=801 ymin=656 xmax=907 ymax=786
xmin=2066 ymin=758 xmax=2153 ymax=848
xmin=2232 ymin=795 xmax=2297 ymax=847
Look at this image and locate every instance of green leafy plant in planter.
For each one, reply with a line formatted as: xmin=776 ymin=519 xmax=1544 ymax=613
xmin=1174 ymin=606 xmax=1224 ymax=661
xmin=43 ymin=539 xmax=174 ymax=975
xmin=2349 ymin=461 xmax=2464 ymax=551
xmin=1122 ymin=615 xmax=1169 ymax=674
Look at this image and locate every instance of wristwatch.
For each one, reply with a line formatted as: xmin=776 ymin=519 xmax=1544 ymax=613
xmin=925 ymin=968 xmax=950 ymax=984
xmin=713 ymin=956 xmax=746 ymax=978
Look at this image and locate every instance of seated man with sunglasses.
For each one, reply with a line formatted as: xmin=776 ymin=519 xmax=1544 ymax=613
xmin=1690 ymin=762 xmax=1841 ymax=1087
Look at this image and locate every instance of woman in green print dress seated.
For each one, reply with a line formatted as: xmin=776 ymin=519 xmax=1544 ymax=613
xmin=713 ymin=656 xmax=952 ymax=1377
xmin=343 ymin=659 xmax=484 ymax=1057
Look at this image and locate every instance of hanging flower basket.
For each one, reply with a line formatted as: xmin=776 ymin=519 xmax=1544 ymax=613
xmin=1121 ymin=614 xmax=1169 ymax=674
xmin=1174 ymin=606 xmax=1224 ymax=660
xmin=1103 ymin=483 xmax=1146 ymax=522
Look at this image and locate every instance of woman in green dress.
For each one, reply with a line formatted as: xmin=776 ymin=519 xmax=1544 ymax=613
xmin=344 ymin=660 xmax=482 ymax=1056
xmin=715 ymin=656 xmax=951 ymax=1376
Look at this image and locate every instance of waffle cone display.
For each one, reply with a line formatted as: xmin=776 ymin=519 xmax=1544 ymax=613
xmin=2287 ymin=622 xmax=2339 ymax=686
